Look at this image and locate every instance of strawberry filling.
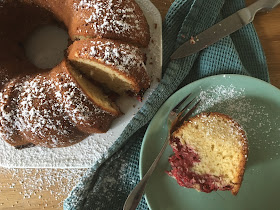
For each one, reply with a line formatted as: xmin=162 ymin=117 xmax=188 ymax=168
xmin=167 ymin=137 xmax=233 ymax=193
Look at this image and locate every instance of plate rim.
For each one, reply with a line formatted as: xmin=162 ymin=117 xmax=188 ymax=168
xmin=139 ymin=73 xmax=280 ymax=209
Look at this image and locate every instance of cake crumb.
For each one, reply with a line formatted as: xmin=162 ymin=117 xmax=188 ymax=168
xmin=190 ymin=36 xmax=196 ymax=44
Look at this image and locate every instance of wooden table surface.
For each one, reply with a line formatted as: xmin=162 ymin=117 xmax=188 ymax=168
xmin=0 ymin=0 xmax=279 ymax=209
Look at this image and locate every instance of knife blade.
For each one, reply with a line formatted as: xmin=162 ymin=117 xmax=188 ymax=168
xmin=171 ymin=0 xmax=280 ymax=60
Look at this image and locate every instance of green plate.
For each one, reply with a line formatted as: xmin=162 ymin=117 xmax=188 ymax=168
xmin=140 ymin=74 xmax=280 ymax=210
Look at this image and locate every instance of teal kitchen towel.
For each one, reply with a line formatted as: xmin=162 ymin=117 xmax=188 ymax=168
xmin=64 ymin=0 xmax=269 ymax=209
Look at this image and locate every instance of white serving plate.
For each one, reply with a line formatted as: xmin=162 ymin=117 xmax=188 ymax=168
xmin=0 ymin=0 xmax=162 ymax=168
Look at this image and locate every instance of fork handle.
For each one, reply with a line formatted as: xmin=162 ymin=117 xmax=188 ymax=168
xmin=123 ymin=134 xmax=170 ymax=210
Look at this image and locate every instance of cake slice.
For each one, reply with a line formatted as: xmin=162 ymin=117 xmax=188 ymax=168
xmin=68 ymin=38 xmax=150 ymax=100
xmin=168 ymin=112 xmax=248 ymax=195
xmin=50 ymin=60 xmax=122 ymax=134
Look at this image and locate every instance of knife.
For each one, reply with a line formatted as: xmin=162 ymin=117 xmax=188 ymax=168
xmin=171 ymin=0 xmax=280 ymax=60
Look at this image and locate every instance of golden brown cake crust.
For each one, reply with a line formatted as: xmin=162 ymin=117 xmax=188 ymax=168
xmin=170 ymin=112 xmax=248 ymax=195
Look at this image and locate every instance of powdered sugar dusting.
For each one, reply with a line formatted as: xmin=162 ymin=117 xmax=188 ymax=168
xmin=0 ymin=72 xmax=107 ymax=148
xmin=0 ymin=167 xmax=86 ymax=208
xmin=196 ymin=84 xmax=245 ymax=113
xmin=52 ymin=72 xmax=109 ymax=127
xmin=194 ymin=113 xmax=247 ymax=148
xmin=73 ymin=0 xmax=146 ymax=38
xmin=86 ymin=40 xmax=146 ymax=73
xmin=0 ymin=79 xmax=21 ymax=142
xmin=195 ymin=83 xmax=280 ymax=161
xmin=18 ymin=75 xmax=74 ymax=147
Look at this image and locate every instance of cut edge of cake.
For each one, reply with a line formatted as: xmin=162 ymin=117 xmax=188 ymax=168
xmin=49 ymin=60 xmax=122 ymax=134
xmin=65 ymin=61 xmax=122 ymax=117
xmin=67 ymin=38 xmax=151 ymax=100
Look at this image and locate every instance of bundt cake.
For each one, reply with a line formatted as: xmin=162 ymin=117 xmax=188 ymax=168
xmin=68 ymin=38 xmax=151 ymax=99
xmin=168 ymin=112 xmax=248 ymax=195
xmin=0 ymin=0 xmax=150 ymax=148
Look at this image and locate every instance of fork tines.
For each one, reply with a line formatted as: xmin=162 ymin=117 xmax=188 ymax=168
xmin=170 ymin=93 xmax=200 ymax=133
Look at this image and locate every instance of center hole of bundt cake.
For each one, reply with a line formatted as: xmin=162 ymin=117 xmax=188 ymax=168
xmin=24 ymin=25 xmax=69 ymax=69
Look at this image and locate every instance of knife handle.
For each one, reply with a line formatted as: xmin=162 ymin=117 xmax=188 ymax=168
xmin=248 ymin=0 xmax=280 ymax=19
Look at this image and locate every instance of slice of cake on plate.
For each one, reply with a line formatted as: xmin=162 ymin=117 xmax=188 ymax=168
xmin=168 ymin=112 xmax=248 ymax=195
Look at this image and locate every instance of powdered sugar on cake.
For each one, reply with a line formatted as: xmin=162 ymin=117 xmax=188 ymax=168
xmin=18 ymin=75 xmax=72 ymax=146
xmin=0 ymin=72 xmax=111 ymax=148
xmin=74 ymin=0 xmax=144 ymax=37
xmin=195 ymin=113 xmax=247 ymax=148
xmin=52 ymin=72 xmax=109 ymax=126
xmin=0 ymin=79 xmax=21 ymax=142
xmin=87 ymin=40 xmax=146 ymax=73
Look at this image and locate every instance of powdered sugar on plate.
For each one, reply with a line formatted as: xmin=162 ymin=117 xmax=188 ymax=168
xmin=194 ymin=83 xmax=280 ymax=161
xmin=140 ymin=76 xmax=280 ymax=210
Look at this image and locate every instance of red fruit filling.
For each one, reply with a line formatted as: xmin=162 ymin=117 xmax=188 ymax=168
xmin=167 ymin=137 xmax=233 ymax=193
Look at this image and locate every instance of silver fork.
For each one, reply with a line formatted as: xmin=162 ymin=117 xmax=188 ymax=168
xmin=123 ymin=94 xmax=200 ymax=210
